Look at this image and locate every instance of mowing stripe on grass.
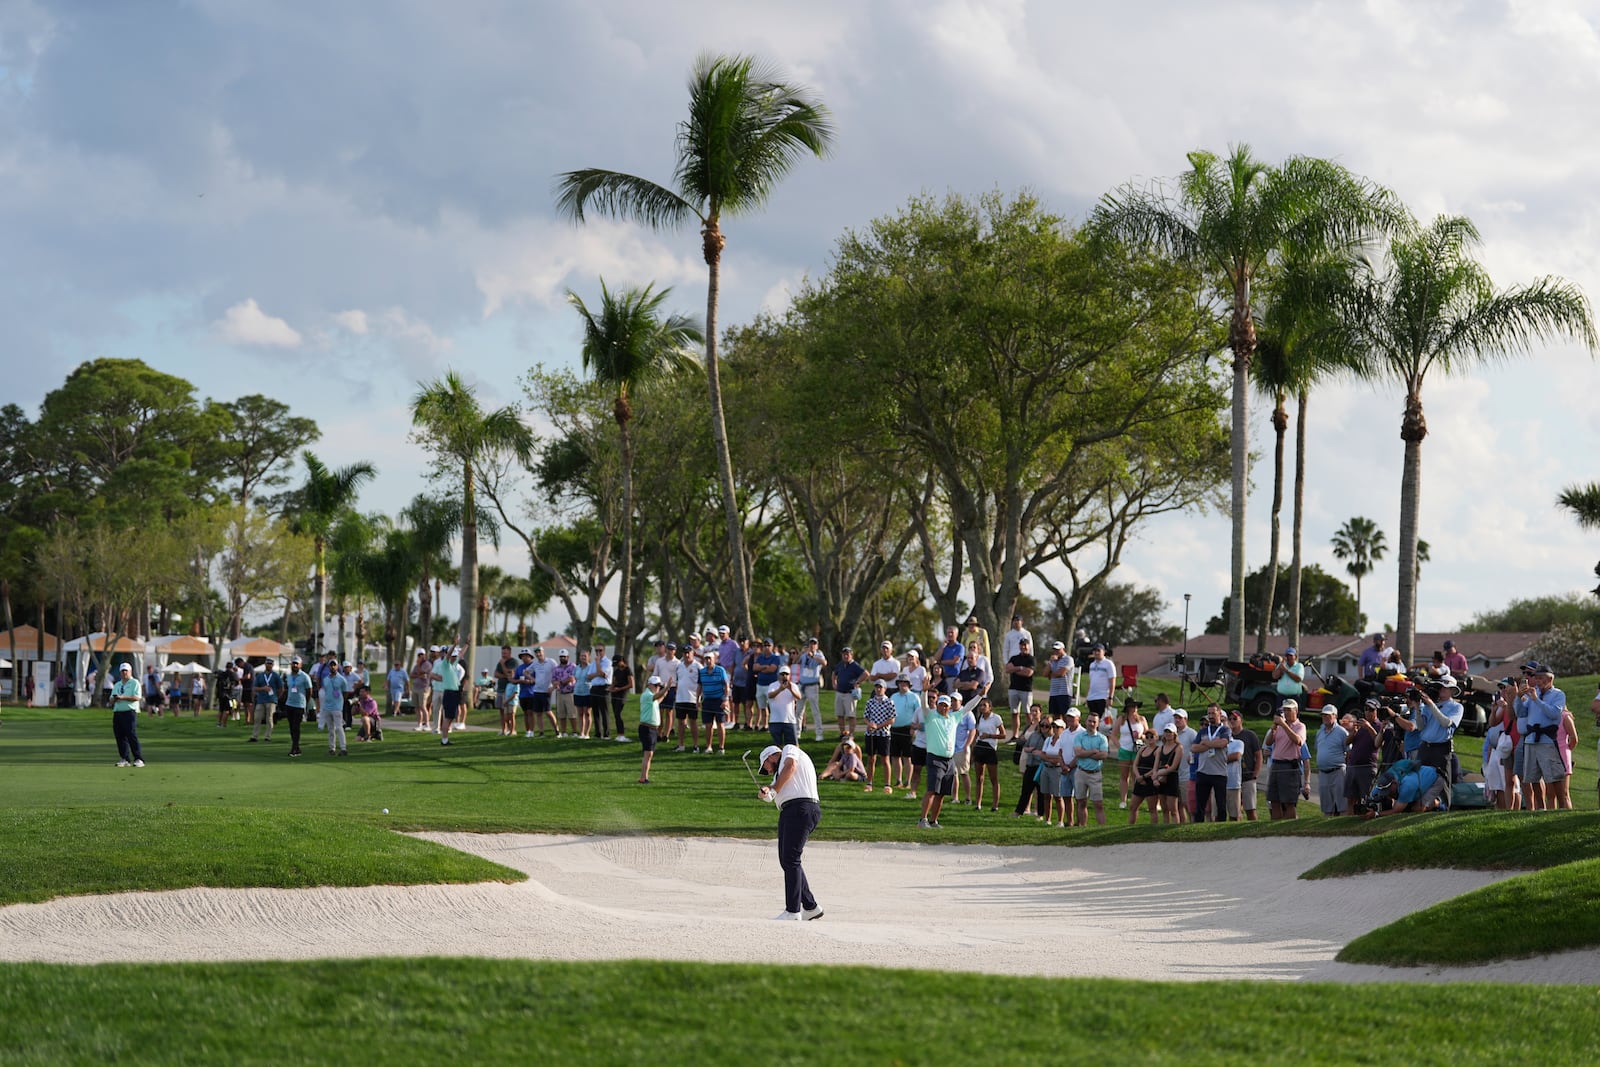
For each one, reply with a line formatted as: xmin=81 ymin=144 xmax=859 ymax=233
xmin=3 ymin=959 xmax=1600 ymax=1066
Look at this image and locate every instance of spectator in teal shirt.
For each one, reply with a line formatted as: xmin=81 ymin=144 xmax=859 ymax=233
xmin=1073 ymin=709 xmax=1111 ymax=826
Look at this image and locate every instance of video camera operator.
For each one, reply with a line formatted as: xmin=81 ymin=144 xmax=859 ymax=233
xmin=1412 ymin=674 xmax=1464 ymax=786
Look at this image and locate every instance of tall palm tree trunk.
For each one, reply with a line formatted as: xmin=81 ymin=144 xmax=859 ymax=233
xmin=617 ymin=409 xmax=636 ymax=674
xmin=1396 ymin=392 xmax=1426 ymax=664
xmin=313 ymin=537 xmax=328 ymax=656
xmin=703 ymin=227 xmax=753 ymax=640
xmin=1227 ymin=284 xmax=1255 ymax=661
xmin=460 ymin=462 xmax=480 ymax=682
xmin=417 ymin=576 xmax=433 ymax=656
xmin=1287 ymin=388 xmax=1307 ymax=645
xmin=1257 ymin=392 xmax=1287 ymax=651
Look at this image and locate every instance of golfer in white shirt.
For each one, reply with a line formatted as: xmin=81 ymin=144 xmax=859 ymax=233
xmin=758 ymin=743 xmax=824 ymax=921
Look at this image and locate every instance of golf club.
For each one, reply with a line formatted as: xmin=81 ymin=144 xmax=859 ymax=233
xmin=741 ymin=749 xmax=763 ymax=786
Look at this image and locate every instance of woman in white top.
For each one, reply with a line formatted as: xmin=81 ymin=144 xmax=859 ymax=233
xmin=1108 ymin=698 xmax=1147 ymax=809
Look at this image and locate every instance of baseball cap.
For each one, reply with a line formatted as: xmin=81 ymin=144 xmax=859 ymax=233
xmin=1063 ymin=706 xmax=1080 ymax=719
xmin=1437 ymin=674 xmax=1459 ymax=690
xmin=881 ymin=640 xmax=893 ymax=648
xmin=872 ymin=679 xmax=886 ymax=689
xmin=1172 ymin=707 xmax=1188 ymax=718
xmin=342 ymin=661 xmax=352 ymax=667
xmin=1284 ymin=647 xmax=1297 ymax=656
xmin=1280 ymin=699 xmax=1299 ymax=711
xmin=1161 ymin=723 xmax=1177 ymax=735
xmin=292 ymin=656 xmax=302 ymax=664
xmin=1497 ymin=677 xmax=1516 ymax=688
xmin=647 ymin=675 xmax=663 ymax=686
xmin=841 ymin=646 xmax=853 ymax=654
xmin=558 ymin=650 xmax=568 ymax=658
xmin=841 ymin=737 xmax=857 ymax=748
xmin=119 ymin=663 xmax=132 ymax=672
xmin=807 ymin=636 xmax=819 ymax=644
xmin=665 ymin=642 xmax=677 ymax=650
xmin=1050 ymin=719 xmax=1066 ymax=728
xmin=1320 ymin=706 xmax=1336 ymax=716
xmin=759 ymin=745 xmax=782 ymax=765
xmin=778 ymin=666 xmax=791 ymax=675
xmin=936 ymin=694 xmax=952 ymax=706
xmin=1443 ymin=640 xmax=1455 ymax=650
xmin=1364 ymin=697 xmax=1381 ymax=710
xmin=719 ymin=625 xmax=730 ymax=634
xmin=1092 ymin=642 xmax=1105 ymax=651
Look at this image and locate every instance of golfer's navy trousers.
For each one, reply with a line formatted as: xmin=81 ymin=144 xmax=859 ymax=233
xmin=777 ymin=798 xmax=820 ymax=914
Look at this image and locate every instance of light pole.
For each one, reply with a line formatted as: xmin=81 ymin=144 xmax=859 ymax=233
xmin=1180 ymin=593 xmax=1191 ymax=702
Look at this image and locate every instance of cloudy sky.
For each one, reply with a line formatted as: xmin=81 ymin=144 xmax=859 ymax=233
xmin=3 ymin=0 xmax=1597 ymax=640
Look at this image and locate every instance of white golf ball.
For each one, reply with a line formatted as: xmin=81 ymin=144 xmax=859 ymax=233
xmin=381 ymin=808 xmax=389 ymax=814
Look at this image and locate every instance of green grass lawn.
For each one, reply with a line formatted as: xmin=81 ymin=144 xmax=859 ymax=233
xmin=4 ymin=959 xmax=1599 ymax=1067
xmin=1303 ymin=810 xmax=1600 ymax=878
xmin=1338 ymin=858 xmax=1600 ymax=966
xmin=1 ymin=807 xmax=522 ymax=906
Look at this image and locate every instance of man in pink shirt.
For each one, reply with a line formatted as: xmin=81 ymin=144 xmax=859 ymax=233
xmin=1264 ymin=699 xmax=1309 ymax=820
xmin=1442 ymin=640 xmax=1469 ymax=678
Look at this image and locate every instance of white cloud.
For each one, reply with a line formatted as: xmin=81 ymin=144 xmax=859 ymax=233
xmin=214 ymin=298 xmax=302 ymax=347
xmin=333 ymin=309 xmax=368 ymax=335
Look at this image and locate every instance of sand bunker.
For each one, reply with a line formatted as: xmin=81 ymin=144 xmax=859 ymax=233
xmin=2 ymin=833 xmax=1595 ymax=983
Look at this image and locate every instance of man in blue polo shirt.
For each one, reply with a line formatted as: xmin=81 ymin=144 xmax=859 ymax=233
xmin=698 ymin=649 xmax=730 ymax=755
xmin=1515 ymin=664 xmax=1568 ymax=809
xmin=752 ymin=638 xmax=783 ymax=728
xmin=282 ymin=656 xmax=313 ymax=758
xmin=830 ymin=646 xmax=865 ymax=736
xmin=936 ymin=626 xmax=964 ymax=695
xmin=1414 ymin=675 xmax=1463 ymax=789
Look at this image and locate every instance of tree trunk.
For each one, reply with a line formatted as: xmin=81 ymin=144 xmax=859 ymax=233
xmin=1227 ymin=281 xmax=1255 ymax=662
xmin=3 ymin=581 xmax=17 ymax=708
xmin=1257 ymin=391 xmax=1287 ymax=651
xmin=1396 ymin=391 xmax=1426 ymax=666
xmin=336 ymin=595 xmax=347 ymax=663
xmin=313 ymin=535 xmax=328 ymax=657
xmin=417 ymin=573 xmax=433 ymax=655
xmin=617 ymin=410 xmax=635 ymax=678
xmin=1287 ymin=388 xmax=1307 ymax=645
xmin=459 ymin=460 xmax=480 ymax=684
xmin=355 ymin=603 xmax=366 ymax=669
xmin=702 ymin=222 xmax=754 ymax=641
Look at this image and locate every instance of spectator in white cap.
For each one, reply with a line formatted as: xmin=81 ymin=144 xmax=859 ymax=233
xmin=1265 ymin=699 xmax=1308 ymax=819
xmin=111 ymin=663 xmax=145 ymax=767
xmin=796 ymin=636 xmax=827 ymax=742
xmin=766 ymin=665 xmax=801 ymax=747
xmin=637 ymin=675 xmax=664 ymax=783
xmin=1414 ymin=674 xmax=1464 ymax=788
xmin=757 ymin=742 xmax=823 ymax=921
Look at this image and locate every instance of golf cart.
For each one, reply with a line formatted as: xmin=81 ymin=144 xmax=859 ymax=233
xmin=1222 ymin=654 xmax=1306 ymax=719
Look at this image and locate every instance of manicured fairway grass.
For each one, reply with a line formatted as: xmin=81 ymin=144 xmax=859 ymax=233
xmin=4 ymin=959 xmax=1600 ymax=1067
xmin=1339 ymin=857 xmax=1600 ymax=966
xmin=0 ymin=706 xmax=1516 ymax=842
xmin=1 ymin=807 xmax=522 ymax=906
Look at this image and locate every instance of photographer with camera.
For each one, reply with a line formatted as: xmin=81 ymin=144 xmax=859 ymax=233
xmin=1515 ymin=663 xmax=1569 ymax=810
xmin=1413 ymin=675 xmax=1464 ymax=788
xmin=1345 ymin=700 xmax=1382 ymax=812
xmin=1264 ymin=699 xmax=1308 ymax=820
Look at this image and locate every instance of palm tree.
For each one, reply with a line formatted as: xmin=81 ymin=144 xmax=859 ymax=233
xmin=411 ymin=372 xmax=534 ymax=683
xmin=1095 ymin=145 xmax=1397 ymax=659
xmin=1559 ymin=483 xmax=1600 ymax=529
xmin=400 ymin=495 xmax=460 ymax=656
xmin=1328 ymin=214 xmax=1596 ymax=661
xmin=1332 ymin=516 xmax=1387 ymax=629
xmin=290 ymin=452 xmax=375 ymax=656
xmin=475 ymin=563 xmax=507 ymax=645
xmin=566 ymin=279 xmax=702 ymax=670
xmin=555 ymin=52 xmax=834 ymax=641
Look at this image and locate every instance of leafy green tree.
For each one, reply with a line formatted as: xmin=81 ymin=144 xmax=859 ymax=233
xmin=399 ymin=495 xmax=462 ymax=656
xmin=1331 ymin=516 xmax=1387 ymax=630
xmin=211 ymin=395 xmax=320 ymax=507
xmin=288 ymin=452 xmax=375 ymax=655
xmin=1047 ymin=581 xmax=1182 ymax=650
xmin=1205 ymin=564 xmax=1360 ymax=637
xmin=411 ymin=371 xmax=534 ymax=682
xmin=1324 ymin=215 xmax=1596 ymax=662
xmin=1095 ymin=145 xmax=1398 ymax=661
xmin=555 ymin=52 xmax=834 ymax=642
xmin=1462 ymin=593 xmax=1600 ymax=637
xmin=567 ymin=279 xmax=702 ymax=668
xmin=35 ymin=358 xmax=219 ymax=523
xmin=793 ymin=190 xmax=1229 ymax=654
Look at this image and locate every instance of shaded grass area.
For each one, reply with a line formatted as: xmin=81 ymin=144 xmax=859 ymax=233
xmin=1303 ymin=810 xmax=1600 ymax=879
xmin=1 ymin=807 xmax=522 ymax=906
xmin=5 ymin=959 xmax=1600 ymax=1067
xmin=1338 ymin=858 xmax=1600 ymax=966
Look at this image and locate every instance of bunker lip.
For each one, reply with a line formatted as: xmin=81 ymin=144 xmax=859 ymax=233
xmin=0 ymin=832 xmax=1585 ymax=984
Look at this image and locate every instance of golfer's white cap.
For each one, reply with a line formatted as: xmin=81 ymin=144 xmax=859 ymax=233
xmin=759 ymin=745 xmax=783 ymax=764
xmin=647 ymin=675 xmax=663 ymax=686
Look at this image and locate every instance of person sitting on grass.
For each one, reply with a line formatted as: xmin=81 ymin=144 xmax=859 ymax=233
xmin=355 ymin=684 xmax=382 ymax=742
xmin=822 ymin=737 xmax=868 ymax=782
